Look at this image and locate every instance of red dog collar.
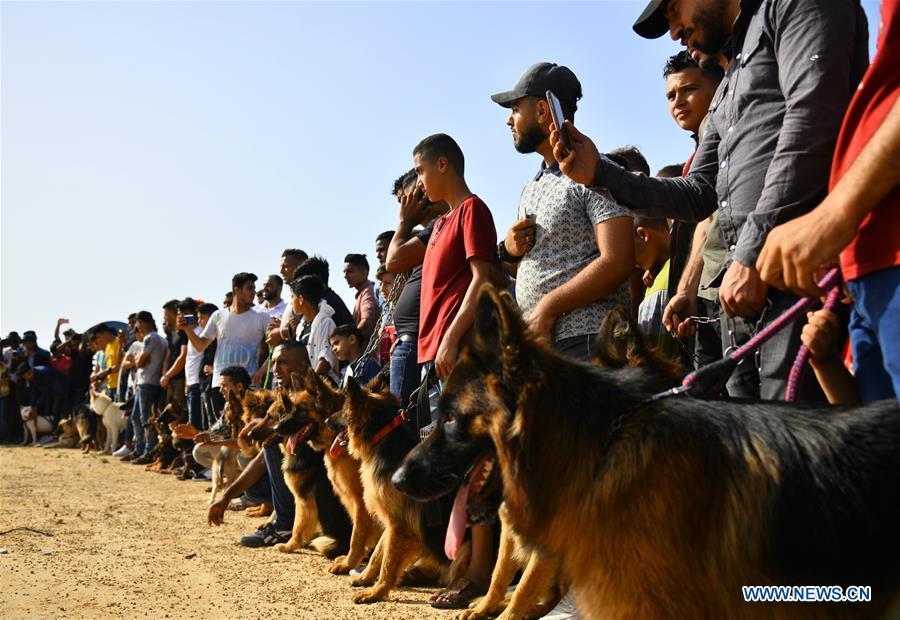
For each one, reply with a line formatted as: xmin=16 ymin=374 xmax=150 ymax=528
xmin=370 ymin=409 xmax=408 ymax=447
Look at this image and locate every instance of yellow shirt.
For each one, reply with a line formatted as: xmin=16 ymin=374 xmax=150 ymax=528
xmin=104 ymin=336 xmax=123 ymax=389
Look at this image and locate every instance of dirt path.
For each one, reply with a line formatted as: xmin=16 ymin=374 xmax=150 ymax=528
xmin=0 ymin=446 xmax=457 ymax=620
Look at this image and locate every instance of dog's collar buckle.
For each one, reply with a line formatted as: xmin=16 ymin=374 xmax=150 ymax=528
xmin=370 ymin=410 xmax=408 ymax=447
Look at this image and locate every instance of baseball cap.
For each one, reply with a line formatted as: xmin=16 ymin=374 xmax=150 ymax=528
xmin=633 ymin=0 xmax=670 ymax=39
xmin=491 ymin=62 xmax=582 ymax=109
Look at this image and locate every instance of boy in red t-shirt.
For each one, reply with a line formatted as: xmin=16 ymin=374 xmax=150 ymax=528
xmin=410 ymin=133 xmax=497 ymax=608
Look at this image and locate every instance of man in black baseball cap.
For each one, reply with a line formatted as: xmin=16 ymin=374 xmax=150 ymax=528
xmin=490 ymin=62 xmax=581 ymax=110
xmin=632 ymin=0 xmax=669 ymax=40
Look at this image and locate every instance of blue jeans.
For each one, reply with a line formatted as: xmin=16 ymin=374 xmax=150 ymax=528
xmin=263 ymin=441 xmax=295 ymax=531
xmin=847 ymin=266 xmax=900 ymax=403
xmin=390 ymin=338 xmax=421 ymax=409
xmin=132 ymin=384 xmax=164 ymax=455
xmin=186 ymin=384 xmax=202 ymax=429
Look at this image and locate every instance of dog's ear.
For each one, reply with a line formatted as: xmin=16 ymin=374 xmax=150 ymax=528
xmin=304 ymin=367 xmax=320 ymax=397
xmin=290 ymin=372 xmax=303 ymax=392
xmin=366 ymin=371 xmax=389 ymax=395
xmin=473 ymin=285 xmax=521 ymax=370
xmin=344 ymin=376 xmax=366 ymax=409
xmin=278 ymin=390 xmax=292 ymax=414
xmin=594 ymin=305 xmax=650 ymax=368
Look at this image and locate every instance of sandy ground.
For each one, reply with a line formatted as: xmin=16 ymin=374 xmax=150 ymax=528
xmin=0 ymin=446 xmax=458 ymax=620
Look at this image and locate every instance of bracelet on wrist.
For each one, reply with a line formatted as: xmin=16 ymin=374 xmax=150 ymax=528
xmin=497 ymin=241 xmax=524 ymax=264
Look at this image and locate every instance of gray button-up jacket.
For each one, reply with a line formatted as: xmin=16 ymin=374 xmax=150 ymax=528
xmin=592 ymin=0 xmax=869 ymax=281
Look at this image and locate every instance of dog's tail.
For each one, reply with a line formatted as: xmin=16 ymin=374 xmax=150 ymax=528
xmin=309 ymin=535 xmax=341 ymax=559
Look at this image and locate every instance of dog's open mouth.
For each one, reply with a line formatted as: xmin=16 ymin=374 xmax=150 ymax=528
xmin=286 ymin=421 xmax=316 ymax=455
xmin=445 ymin=454 xmax=495 ymax=560
xmin=329 ymin=429 xmax=349 ymax=458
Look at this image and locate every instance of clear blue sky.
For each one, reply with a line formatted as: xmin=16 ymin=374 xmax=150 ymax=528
xmin=1 ymin=1 xmax=882 ymax=345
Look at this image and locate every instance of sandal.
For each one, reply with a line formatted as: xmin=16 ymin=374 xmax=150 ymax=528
xmin=430 ymin=577 xmax=486 ymax=609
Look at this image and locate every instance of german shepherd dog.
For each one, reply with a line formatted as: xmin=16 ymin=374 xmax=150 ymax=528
xmin=148 ymin=401 xmax=187 ymax=473
xmin=73 ymin=404 xmax=107 ymax=454
xmin=394 ymin=305 xmax=683 ymax=620
xmin=265 ymin=384 xmax=353 ymax=559
xmin=413 ymin=286 xmax=900 ymax=620
xmin=269 ymin=369 xmax=381 ymax=573
xmin=330 ymin=377 xmax=468 ymax=605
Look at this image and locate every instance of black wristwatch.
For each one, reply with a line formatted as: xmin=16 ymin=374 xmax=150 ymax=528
xmin=497 ymin=240 xmax=523 ymax=264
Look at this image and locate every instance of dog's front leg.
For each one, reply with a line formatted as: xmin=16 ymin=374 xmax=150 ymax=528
xmin=351 ymin=532 xmax=384 ymax=587
xmin=274 ymin=495 xmax=319 ymax=553
xmin=353 ymin=528 xmax=419 ymax=604
xmin=496 ymin=554 xmax=560 ymax=620
xmin=331 ymin=507 xmax=380 ymax=575
xmin=459 ymin=520 xmax=520 ymax=620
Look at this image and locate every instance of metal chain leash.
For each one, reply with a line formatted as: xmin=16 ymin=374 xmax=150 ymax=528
xmin=361 ymin=272 xmax=407 ymax=362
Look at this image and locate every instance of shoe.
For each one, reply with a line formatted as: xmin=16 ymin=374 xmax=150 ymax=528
xmin=348 ymin=565 xmax=366 ymax=577
xmin=112 ymin=445 xmax=131 ymax=457
xmin=131 ymin=453 xmax=154 ymax=465
xmin=239 ymin=523 xmax=290 ymax=548
xmin=541 ymin=592 xmax=580 ymax=620
xmin=119 ymin=451 xmax=135 ymax=462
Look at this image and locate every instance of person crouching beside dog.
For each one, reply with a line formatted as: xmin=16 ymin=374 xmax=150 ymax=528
xmin=329 ymin=324 xmax=381 ymax=389
xmin=207 ymin=342 xmax=312 ymax=548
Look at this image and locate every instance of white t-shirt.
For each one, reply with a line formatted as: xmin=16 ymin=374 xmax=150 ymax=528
xmin=200 ymin=308 xmax=270 ymax=387
xmin=125 ymin=341 xmax=143 ymax=392
xmin=256 ymin=299 xmax=286 ymax=321
xmin=184 ymin=326 xmax=204 ymax=386
xmin=299 ymin=300 xmax=339 ymax=383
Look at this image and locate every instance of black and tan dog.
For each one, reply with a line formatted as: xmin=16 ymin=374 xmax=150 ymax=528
xmin=411 ymin=286 xmax=900 ymax=620
xmin=266 ymin=385 xmax=353 ymax=559
xmin=331 ymin=377 xmax=468 ymax=605
xmin=270 ymin=370 xmax=382 ymax=574
xmin=73 ymin=404 xmax=107 ymax=454
xmin=147 ymin=401 xmax=187 ymax=473
xmin=394 ymin=305 xmax=682 ymax=620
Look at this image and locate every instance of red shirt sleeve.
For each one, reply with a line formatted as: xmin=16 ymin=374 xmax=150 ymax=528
xmin=460 ymin=196 xmax=497 ymax=262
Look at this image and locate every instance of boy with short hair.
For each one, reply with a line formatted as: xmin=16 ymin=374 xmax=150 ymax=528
xmin=633 ymin=214 xmax=677 ymax=359
xmin=290 ymin=275 xmax=339 ymax=384
xmin=329 ymin=324 xmax=381 ymax=389
xmin=411 ymin=132 xmax=497 ymax=609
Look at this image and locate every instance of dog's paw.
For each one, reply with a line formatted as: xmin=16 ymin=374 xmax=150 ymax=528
xmin=351 ymin=575 xmax=375 ymax=588
xmin=352 ymin=588 xmax=387 ymax=604
xmin=328 ymin=556 xmax=351 ymax=574
xmin=273 ymin=542 xmax=296 ymax=554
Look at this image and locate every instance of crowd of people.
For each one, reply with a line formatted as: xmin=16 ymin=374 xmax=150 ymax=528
xmin=1 ymin=0 xmax=898 ymax=615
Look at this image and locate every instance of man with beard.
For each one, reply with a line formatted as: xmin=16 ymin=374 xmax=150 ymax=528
xmin=551 ymin=0 xmax=869 ymax=400
xmin=492 ymin=63 xmax=634 ymax=360
xmin=256 ymin=274 xmax=286 ymax=322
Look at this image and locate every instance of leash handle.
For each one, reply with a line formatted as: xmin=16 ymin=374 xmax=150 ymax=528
xmin=666 ymin=268 xmax=842 ymax=400
xmin=785 ymin=280 xmax=842 ymax=402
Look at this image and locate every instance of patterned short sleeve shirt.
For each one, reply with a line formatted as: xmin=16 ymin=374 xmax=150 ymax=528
xmin=515 ymin=163 xmax=633 ymax=341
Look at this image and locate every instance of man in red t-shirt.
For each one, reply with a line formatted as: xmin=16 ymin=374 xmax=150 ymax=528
xmin=415 ymin=133 xmax=497 ymax=378
xmin=758 ymin=0 xmax=900 ymax=402
xmin=412 ymin=133 xmax=497 ymax=608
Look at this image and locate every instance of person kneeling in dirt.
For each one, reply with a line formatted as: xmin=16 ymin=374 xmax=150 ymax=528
xmin=206 ymin=342 xmax=310 ymax=548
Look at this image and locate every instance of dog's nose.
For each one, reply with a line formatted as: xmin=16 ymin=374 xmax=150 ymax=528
xmin=391 ymin=467 xmax=409 ymax=493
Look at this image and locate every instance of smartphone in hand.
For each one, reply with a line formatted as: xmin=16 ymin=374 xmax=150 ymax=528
xmin=546 ymin=90 xmax=570 ymax=153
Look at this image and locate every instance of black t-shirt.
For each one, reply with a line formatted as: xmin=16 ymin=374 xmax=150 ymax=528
xmin=166 ymin=330 xmax=187 ymax=381
xmin=325 ymin=287 xmax=354 ymax=328
xmin=392 ymin=222 xmax=435 ymax=338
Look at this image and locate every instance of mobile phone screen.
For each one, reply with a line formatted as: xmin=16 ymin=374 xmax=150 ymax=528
xmin=546 ymin=90 xmax=570 ymax=152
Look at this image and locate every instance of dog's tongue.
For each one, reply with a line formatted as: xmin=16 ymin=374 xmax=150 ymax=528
xmin=287 ymin=428 xmax=303 ymax=456
xmin=445 ymin=481 xmax=469 ymax=560
xmin=329 ymin=430 xmax=347 ymax=459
